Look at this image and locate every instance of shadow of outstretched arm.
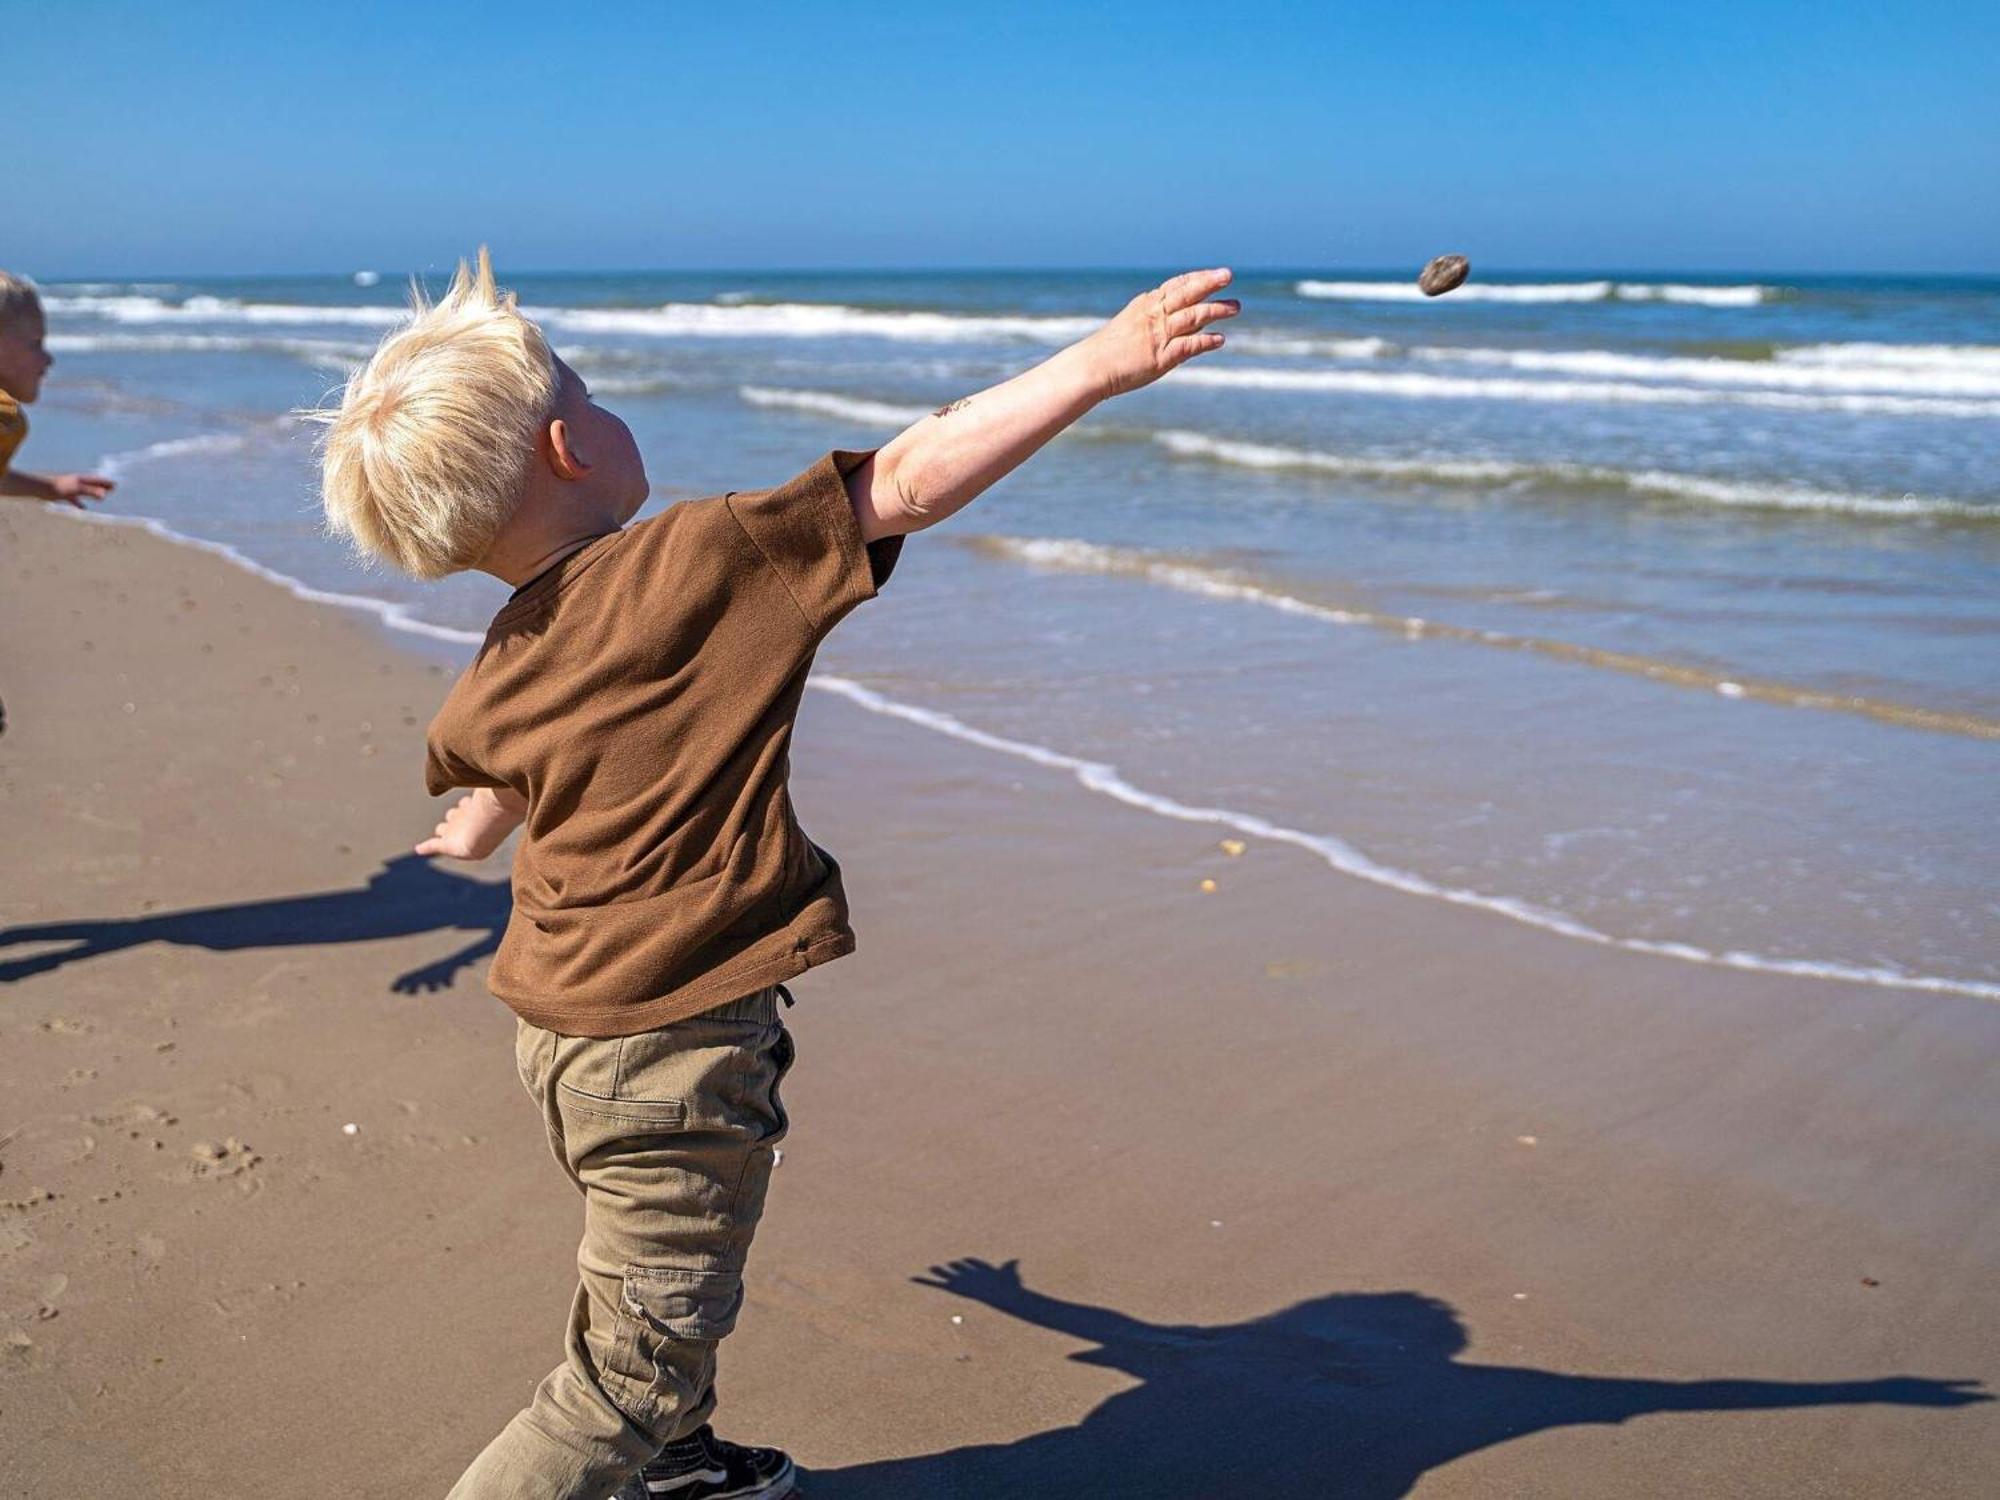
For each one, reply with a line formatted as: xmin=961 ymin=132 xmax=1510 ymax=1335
xmin=1526 ymin=1369 xmax=1994 ymax=1420
xmin=912 ymin=1257 xmax=1159 ymax=1348
xmin=0 ymin=854 xmax=509 ymax=994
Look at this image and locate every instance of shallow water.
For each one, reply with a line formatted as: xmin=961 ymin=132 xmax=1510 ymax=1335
xmin=27 ymin=268 xmax=2000 ymax=996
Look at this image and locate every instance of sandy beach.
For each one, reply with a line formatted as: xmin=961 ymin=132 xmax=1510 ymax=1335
xmin=2 ymin=502 xmax=1995 ymax=1496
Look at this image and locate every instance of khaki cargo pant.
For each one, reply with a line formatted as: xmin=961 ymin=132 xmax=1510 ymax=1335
xmin=447 ymin=986 xmax=794 ymax=1500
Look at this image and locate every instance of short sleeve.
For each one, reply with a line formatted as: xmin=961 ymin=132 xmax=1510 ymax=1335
xmin=424 ymin=730 xmax=503 ymax=797
xmin=724 ymin=449 xmax=902 ymax=638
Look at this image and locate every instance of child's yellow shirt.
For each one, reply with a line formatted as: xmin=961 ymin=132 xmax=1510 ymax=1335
xmin=0 ymin=392 xmax=25 ymax=475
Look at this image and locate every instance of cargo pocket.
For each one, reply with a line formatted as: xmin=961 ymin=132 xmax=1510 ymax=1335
xmin=554 ymin=1032 xmax=691 ymax=1129
xmin=605 ymin=1265 xmax=746 ymax=1431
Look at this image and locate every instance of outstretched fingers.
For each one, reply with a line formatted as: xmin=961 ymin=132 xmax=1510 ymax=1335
xmin=1167 ymin=298 xmax=1239 ymax=338
xmin=1165 ymin=331 xmax=1228 ymax=368
xmin=1160 ymin=266 xmax=1234 ymax=312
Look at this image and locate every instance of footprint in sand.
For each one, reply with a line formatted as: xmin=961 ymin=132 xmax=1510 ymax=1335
xmin=180 ymin=1138 xmax=261 ymax=1192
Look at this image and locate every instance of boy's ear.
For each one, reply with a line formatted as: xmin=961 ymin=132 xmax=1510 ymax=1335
xmin=545 ymin=418 xmax=593 ymax=481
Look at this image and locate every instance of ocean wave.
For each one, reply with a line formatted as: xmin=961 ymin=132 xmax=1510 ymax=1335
xmin=1149 ymin=431 xmax=1990 ymax=520
xmin=1173 ymin=365 xmax=2000 ymax=417
xmin=541 ymin=301 xmax=1102 ymax=343
xmin=1613 ymin=282 xmax=1774 ymax=306
xmin=739 ymin=385 xmax=936 ymax=425
xmin=1412 ymin=345 xmax=2000 ymax=397
xmin=1234 ymin=334 xmax=1395 ymax=359
xmin=737 ymin=386 xmax=1167 ymax=448
xmin=963 ymin=534 xmax=2000 ymax=741
xmin=46 ymin=289 xmax=1368 ymax=360
xmin=43 ymin=289 xmax=1104 ymax=345
xmin=1295 ymin=279 xmax=1780 ymax=305
xmin=98 ymin=431 xmax=255 ymax=471
xmin=1777 ymin=342 xmax=2000 ymax=374
xmin=737 ymin=383 xmax=1992 ymax=519
xmin=811 ymin=675 xmax=2000 ymax=1001
xmin=47 ymin=331 xmax=371 ymax=371
xmin=42 ymin=293 xmax=407 ymax=327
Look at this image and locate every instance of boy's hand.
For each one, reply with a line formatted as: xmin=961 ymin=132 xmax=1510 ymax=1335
xmin=416 ymin=787 xmax=526 ymax=861
xmin=1082 ymin=268 xmax=1238 ymax=399
xmin=51 ymin=474 xmax=116 ymax=508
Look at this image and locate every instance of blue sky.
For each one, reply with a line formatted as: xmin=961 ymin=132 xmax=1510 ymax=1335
xmin=12 ymin=1 xmax=1998 ymax=276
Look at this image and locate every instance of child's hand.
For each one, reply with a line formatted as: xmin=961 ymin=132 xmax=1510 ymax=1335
xmin=51 ymin=474 xmax=115 ymax=508
xmin=1082 ymin=268 xmax=1238 ymax=399
xmin=416 ymin=787 xmax=526 ymax=861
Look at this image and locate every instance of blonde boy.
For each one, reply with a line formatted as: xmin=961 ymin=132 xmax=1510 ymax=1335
xmin=0 ymin=273 xmax=116 ymax=509
xmin=319 ymin=250 xmax=1236 ymax=1500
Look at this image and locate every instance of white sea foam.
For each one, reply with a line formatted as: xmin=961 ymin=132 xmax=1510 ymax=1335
xmin=48 ymin=331 xmax=371 ymax=371
xmin=42 ymin=294 xmax=408 ymax=328
xmin=535 ymin=301 xmax=1102 ymax=344
xmin=1151 ymin=430 xmax=1989 ymax=520
xmin=1412 ymin=345 xmax=2000 ymax=397
xmin=1174 ymin=365 xmax=2000 ymax=418
xmin=49 ymin=435 xmax=2000 ymax=1002
xmin=1298 ymin=279 xmax=1614 ymax=303
xmin=809 ymin=675 xmax=2000 ymax=1003
xmin=1613 ymin=282 xmax=1773 ymax=306
xmin=43 ymin=290 xmax=1105 ymax=345
xmin=1777 ymin=342 xmax=2000 ymax=374
xmin=1295 ymin=279 xmax=1779 ymax=305
xmin=1233 ymin=334 xmax=1394 ymax=359
xmin=739 ymin=386 xmax=937 ymax=426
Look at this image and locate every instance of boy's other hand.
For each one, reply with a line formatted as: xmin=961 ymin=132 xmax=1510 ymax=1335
xmin=52 ymin=473 xmax=115 ymax=508
xmin=1083 ymin=268 xmax=1238 ymax=399
xmin=416 ymin=787 xmax=526 ymax=861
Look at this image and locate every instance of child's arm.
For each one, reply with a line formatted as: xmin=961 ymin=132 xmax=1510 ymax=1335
xmin=0 ymin=470 xmax=115 ymax=508
xmin=845 ymin=268 xmax=1237 ymax=541
xmin=416 ymin=786 xmax=528 ymax=860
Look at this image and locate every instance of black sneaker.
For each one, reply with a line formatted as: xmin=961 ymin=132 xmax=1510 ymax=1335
xmin=618 ymin=1425 xmax=797 ymax=1499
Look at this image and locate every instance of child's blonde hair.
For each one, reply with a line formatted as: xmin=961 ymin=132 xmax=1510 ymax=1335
xmin=315 ymin=249 xmax=556 ymax=579
xmin=0 ymin=271 xmax=43 ymax=333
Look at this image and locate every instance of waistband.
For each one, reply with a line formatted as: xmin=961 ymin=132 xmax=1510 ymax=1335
xmin=686 ymin=983 xmax=794 ymax=1025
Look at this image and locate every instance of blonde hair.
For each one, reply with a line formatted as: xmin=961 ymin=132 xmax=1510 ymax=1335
xmin=312 ymin=249 xmax=556 ymax=578
xmin=0 ymin=271 xmax=42 ymax=332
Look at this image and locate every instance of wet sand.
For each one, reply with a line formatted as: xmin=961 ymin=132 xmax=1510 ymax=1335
xmin=1 ymin=503 xmax=1995 ymax=1497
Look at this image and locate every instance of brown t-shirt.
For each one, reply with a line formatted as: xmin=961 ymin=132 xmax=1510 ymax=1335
xmin=425 ymin=449 xmax=901 ymax=1037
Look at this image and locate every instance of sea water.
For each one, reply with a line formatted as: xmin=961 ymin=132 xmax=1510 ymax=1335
xmin=25 ymin=269 xmax=2000 ymax=998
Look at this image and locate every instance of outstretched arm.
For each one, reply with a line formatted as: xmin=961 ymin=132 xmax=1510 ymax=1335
xmin=845 ymin=268 xmax=1237 ymax=541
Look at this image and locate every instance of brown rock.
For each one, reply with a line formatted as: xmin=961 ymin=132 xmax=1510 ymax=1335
xmin=1419 ymin=255 xmax=1471 ymax=297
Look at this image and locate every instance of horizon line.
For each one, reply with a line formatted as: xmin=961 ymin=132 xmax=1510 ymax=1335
xmin=35 ymin=264 xmax=2000 ymax=285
